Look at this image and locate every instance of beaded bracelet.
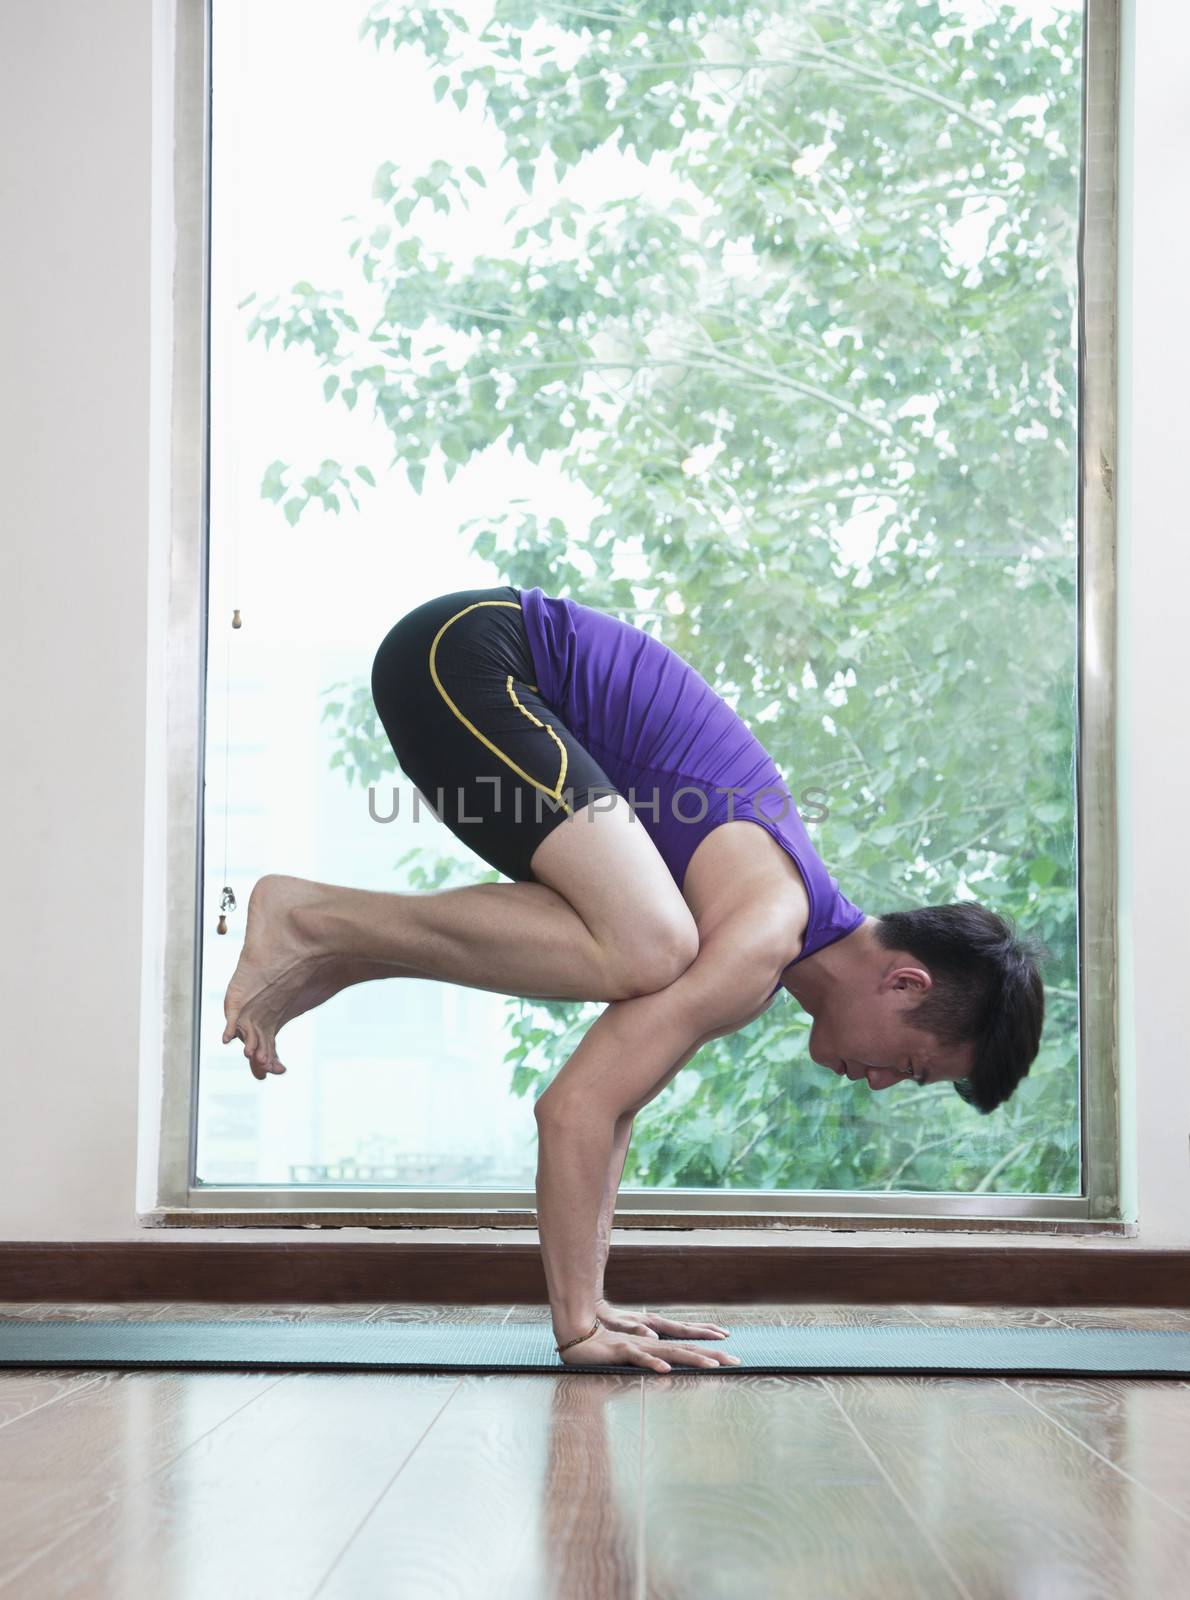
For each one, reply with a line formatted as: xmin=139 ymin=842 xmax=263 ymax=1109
xmin=555 ymin=1315 xmax=602 ymax=1355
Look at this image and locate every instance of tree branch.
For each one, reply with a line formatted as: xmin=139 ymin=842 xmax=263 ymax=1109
xmin=973 ymin=1136 xmax=1038 ymax=1193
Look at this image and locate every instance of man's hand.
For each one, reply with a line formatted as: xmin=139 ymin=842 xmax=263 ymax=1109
xmin=595 ymin=1299 xmax=732 ymax=1342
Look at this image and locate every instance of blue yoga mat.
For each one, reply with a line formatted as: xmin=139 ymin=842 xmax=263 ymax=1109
xmin=1 ymin=1320 xmax=1187 ymax=1375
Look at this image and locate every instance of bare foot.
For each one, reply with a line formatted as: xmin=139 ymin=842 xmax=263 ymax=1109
xmin=221 ymin=874 xmax=396 ymax=1079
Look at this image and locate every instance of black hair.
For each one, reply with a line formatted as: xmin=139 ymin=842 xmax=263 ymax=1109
xmin=871 ymin=903 xmax=1050 ymax=1115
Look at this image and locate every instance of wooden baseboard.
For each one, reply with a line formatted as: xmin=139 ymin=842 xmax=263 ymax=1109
xmin=1 ymin=1240 xmax=1186 ymax=1307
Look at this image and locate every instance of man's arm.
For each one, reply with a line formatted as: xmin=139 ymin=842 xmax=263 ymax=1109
xmin=534 ymin=931 xmax=785 ymax=1346
xmin=593 ymin=1112 xmax=635 ymax=1308
xmin=590 ymin=981 xmax=779 ymax=1306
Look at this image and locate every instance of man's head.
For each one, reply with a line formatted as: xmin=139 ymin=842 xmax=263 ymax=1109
xmin=786 ymin=904 xmax=1049 ymax=1113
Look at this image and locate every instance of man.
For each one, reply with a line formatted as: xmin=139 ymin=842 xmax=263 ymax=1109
xmin=223 ymin=583 xmax=1047 ymax=1372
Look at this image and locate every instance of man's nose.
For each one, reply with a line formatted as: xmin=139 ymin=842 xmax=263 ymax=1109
xmin=866 ymin=1070 xmax=898 ymax=1091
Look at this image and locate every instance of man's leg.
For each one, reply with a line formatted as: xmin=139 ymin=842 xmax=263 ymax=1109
xmin=223 ymin=794 xmax=700 ymax=1074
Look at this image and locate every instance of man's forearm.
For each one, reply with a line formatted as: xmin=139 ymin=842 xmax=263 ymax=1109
xmin=593 ymin=1113 xmax=635 ymax=1306
xmin=535 ymin=1000 xmax=707 ymax=1344
xmin=535 ymin=1110 xmax=618 ymax=1345
xmin=534 ymin=941 xmax=779 ymax=1346
xmin=588 ymin=1023 xmax=727 ymax=1311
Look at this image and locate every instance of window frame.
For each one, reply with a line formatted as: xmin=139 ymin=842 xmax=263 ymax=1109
xmin=146 ymin=0 xmax=1122 ymax=1230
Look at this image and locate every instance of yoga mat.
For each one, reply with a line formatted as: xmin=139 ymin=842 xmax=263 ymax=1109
xmin=1 ymin=1320 xmax=1188 ymax=1375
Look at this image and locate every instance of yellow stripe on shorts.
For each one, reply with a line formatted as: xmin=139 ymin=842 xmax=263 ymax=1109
xmin=427 ymin=600 xmax=572 ymax=816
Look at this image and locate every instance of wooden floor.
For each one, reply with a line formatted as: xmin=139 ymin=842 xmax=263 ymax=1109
xmin=0 ymin=1302 xmax=1187 ymax=1598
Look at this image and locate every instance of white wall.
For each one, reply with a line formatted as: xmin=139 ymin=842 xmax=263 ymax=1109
xmin=1 ymin=1 xmax=150 ymax=1241
xmin=0 ymin=1 xmax=1185 ymax=1244
xmin=1113 ymin=0 xmax=1190 ymax=1246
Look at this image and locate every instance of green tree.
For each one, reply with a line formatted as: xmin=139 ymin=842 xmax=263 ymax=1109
xmin=250 ymin=0 xmax=1082 ymax=1194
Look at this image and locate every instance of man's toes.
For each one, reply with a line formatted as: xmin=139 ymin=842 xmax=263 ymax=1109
xmin=230 ymin=1008 xmax=288 ymax=1078
xmin=243 ymin=1020 xmax=285 ymax=1079
xmin=242 ymin=1021 xmax=265 ymax=1078
xmin=247 ymin=1048 xmax=267 ymax=1081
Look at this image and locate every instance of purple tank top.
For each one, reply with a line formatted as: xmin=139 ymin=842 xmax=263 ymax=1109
xmin=518 ymin=587 xmax=865 ymax=995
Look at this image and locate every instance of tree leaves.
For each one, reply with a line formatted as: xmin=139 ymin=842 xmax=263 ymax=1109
xmin=290 ymin=0 xmax=1081 ymax=1192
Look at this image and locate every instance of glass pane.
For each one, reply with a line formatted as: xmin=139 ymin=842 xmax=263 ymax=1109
xmin=198 ymin=0 xmax=1083 ymax=1196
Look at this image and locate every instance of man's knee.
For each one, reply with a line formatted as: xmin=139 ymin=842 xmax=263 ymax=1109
xmin=609 ymin=918 xmax=700 ymax=998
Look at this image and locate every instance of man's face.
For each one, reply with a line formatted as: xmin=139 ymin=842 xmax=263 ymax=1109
xmin=807 ymin=988 xmax=973 ymax=1093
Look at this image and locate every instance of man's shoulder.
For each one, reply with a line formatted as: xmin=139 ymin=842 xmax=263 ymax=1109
xmin=686 ymin=820 xmax=810 ymax=934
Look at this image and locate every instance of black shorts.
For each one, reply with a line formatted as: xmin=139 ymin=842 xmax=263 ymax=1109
xmin=369 ymin=584 xmax=623 ymax=882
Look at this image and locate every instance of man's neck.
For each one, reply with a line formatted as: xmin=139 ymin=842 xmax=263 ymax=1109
xmin=782 ymin=914 xmax=879 ymax=1015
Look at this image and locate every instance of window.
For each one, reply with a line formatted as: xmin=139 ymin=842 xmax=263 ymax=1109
xmin=160 ymin=0 xmax=1118 ymax=1222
